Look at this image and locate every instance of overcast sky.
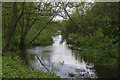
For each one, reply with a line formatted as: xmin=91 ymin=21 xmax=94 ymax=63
xmin=53 ymin=1 xmax=94 ymax=21
xmin=35 ymin=0 xmax=95 ymax=21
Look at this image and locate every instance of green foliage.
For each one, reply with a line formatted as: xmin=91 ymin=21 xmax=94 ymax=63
xmin=25 ymin=21 xmax=60 ymax=46
xmin=2 ymin=54 xmax=60 ymax=78
xmin=78 ymin=49 xmax=118 ymax=69
xmin=2 ymin=2 xmax=61 ymax=50
xmin=2 ymin=2 xmax=120 ymax=78
xmin=94 ymin=28 xmax=104 ymax=37
xmin=60 ymin=2 xmax=119 ymax=69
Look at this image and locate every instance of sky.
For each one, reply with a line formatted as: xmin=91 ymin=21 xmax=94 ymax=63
xmin=53 ymin=16 xmax=64 ymax=21
xmin=35 ymin=0 xmax=95 ymax=21
xmin=53 ymin=1 xmax=94 ymax=21
xmin=53 ymin=6 xmax=76 ymax=21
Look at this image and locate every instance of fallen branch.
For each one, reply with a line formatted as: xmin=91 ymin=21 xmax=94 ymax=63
xmin=35 ymin=54 xmax=50 ymax=72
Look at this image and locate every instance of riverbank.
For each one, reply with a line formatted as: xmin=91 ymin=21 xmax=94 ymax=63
xmin=27 ymin=35 xmax=98 ymax=78
xmin=2 ymin=52 xmax=60 ymax=78
xmin=2 ymin=23 xmax=61 ymax=78
xmin=66 ymin=34 xmax=118 ymax=71
xmin=64 ymin=34 xmax=118 ymax=78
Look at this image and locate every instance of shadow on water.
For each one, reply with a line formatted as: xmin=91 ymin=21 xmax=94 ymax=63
xmin=27 ymin=35 xmax=97 ymax=78
xmin=94 ymin=65 xmax=118 ymax=78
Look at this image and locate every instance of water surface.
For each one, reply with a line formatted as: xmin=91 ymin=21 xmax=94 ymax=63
xmin=27 ymin=35 xmax=97 ymax=78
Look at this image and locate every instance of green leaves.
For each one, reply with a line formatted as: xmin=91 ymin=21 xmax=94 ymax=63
xmin=102 ymin=16 xmax=112 ymax=22
xmin=94 ymin=28 xmax=104 ymax=37
xmin=2 ymin=54 xmax=60 ymax=78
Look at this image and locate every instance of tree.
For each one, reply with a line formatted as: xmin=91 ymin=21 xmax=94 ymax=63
xmin=2 ymin=2 xmax=62 ymax=56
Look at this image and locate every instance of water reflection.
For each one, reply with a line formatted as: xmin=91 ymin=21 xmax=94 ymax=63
xmin=27 ymin=35 xmax=97 ymax=78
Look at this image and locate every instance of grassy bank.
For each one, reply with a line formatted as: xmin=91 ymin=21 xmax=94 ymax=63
xmin=2 ymin=52 xmax=60 ymax=78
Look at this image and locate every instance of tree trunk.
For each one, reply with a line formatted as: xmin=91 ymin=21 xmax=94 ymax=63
xmin=19 ymin=34 xmax=26 ymax=51
xmin=2 ymin=2 xmax=17 ymax=56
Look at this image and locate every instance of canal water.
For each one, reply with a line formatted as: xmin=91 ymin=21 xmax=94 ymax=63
xmin=27 ymin=35 xmax=97 ymax=78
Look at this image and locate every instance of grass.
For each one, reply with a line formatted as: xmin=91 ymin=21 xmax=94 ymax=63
xmin=2 ymin=53 xmax=60 ymax=78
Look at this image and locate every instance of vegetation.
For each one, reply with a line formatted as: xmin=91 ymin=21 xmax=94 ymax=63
xmin=2 ymin=52 xmax=59 ymax=78
xmin=2 ymin=2 xmax=120 ymax=78
xmin=60 ymin=2 xmax=120 ymax=70
xmin=2 ymin=2 xmax=61 ymax=78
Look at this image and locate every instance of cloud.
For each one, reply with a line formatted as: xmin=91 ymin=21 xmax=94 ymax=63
xmin=53 ymin=16 xmax=64 ymax=21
